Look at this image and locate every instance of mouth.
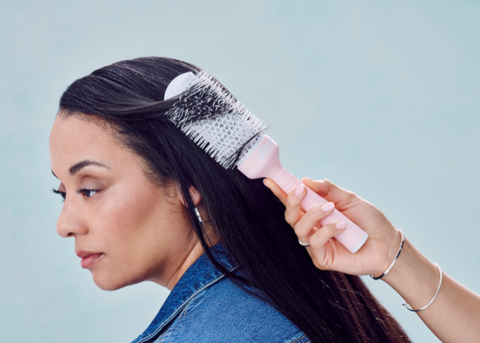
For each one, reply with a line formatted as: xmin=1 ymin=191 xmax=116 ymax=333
xmin=77 ymin=251 xmax=104 ymax=269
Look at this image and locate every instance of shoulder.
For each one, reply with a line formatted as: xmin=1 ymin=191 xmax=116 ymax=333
xmin=156 ymin=277 xmax=311 ymax=343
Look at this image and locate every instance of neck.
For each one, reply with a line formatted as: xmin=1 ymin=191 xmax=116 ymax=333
xmin=164 ymin=240 xmax=206 ymax=291
xmin=162 ymin=203 xmax=218 ymax=291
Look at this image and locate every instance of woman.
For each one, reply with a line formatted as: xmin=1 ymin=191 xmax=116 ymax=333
xmin=50 ymin=57 xmax=410 ymax=342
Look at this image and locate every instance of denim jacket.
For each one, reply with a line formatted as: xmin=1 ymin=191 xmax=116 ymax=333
xmin=132 ymin=246 xmax=310 ymax=343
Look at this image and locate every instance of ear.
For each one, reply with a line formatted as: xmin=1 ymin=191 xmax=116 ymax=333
xmin=178 ymin=185 xmax=202 ymax=207
xmin=189 ymin=186 xmax=202 ymax=206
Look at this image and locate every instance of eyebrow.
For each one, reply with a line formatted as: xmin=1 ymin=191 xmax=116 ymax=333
xmin=51 ymin=160 xmax=110 ymax=179
xmin=70 ymin=160 xmax=110 ymax=175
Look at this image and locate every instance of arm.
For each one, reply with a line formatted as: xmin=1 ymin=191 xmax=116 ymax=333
xmin=382 ymin=238 xmax=480 ymax=343
xmin=265 ymin=177 xmax=480 ymax=343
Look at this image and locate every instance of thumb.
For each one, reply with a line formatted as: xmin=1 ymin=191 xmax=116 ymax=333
xmin=302 ymin=178 xmax=359 ymax=211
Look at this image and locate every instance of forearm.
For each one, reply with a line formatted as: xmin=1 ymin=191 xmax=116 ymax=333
xmin=382 ymin=239 xmax=480 ymax=343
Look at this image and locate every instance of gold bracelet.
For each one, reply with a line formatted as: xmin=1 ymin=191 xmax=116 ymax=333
xmin=403 ymin=263 xmax=443 ymax=312
xmin=370 ymin=229 xmax=405 ymax=280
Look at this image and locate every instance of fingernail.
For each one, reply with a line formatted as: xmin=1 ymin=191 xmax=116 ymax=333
xmin=321 ymin=202 xmax=335 ymax=212
xmin=263 ymin=179 xmax=270 ymax=188
xmin=295 ymin=184 xmax=305 ymax=196
xmin=335 ymin=222 xmax=347 ymax=230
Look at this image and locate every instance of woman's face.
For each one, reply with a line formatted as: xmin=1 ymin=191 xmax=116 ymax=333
xmin=49 ymin=114 xmax=199 ymax=290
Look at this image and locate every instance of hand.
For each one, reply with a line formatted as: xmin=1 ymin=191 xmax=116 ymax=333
xmin=264 ymin=177 xmax=401 ymax=277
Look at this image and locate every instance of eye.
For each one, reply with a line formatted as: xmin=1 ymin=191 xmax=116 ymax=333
xmin=52 ymin=188 xmax=66 ymax=200
xmin=77 ymin=188 xmax=99 ymax=198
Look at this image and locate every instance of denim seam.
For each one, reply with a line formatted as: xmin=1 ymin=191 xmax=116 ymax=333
xmin=180 ymin=301 xmax=190 ymax=318
xmin=137 ymin=265 xmax=238 ymax=343
xmin=291 ymin=335 xmax=310 ymax=343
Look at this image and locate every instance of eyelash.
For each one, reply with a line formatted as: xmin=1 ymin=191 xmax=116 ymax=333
xmin=52 ymin=188 xmax=66 ymax=201
xmin=52 ymin=188 xmax=99 ymax=201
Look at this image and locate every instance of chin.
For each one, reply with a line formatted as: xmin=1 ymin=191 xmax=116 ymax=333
xmin=91 ymin=272 xmax=132 ymax=291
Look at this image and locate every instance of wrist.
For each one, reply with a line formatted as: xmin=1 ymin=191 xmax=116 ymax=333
xmin=381 ymin=238 xmax=439 ymax=310
xmin=370 ymin=229 xmax=405 ymax=280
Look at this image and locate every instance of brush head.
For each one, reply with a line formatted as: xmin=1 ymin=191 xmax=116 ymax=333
xmin=165 ymin=71 xmax=265 ymax=169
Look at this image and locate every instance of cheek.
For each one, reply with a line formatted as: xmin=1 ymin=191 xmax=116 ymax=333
xmin=99 ymin=183 xmax=167 ymax=253
xmin=88 ymin=182 xmax=192 ymax=289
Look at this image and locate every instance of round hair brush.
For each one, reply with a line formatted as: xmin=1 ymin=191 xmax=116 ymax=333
xmin=164 ymin=71 xmax=368 ymax=253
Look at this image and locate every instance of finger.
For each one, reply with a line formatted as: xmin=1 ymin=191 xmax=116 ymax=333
xmin=284 ymin=183 xmax=308 ymax=227
xmin=264 ymin=178 xmax=309 ymax=230
xmin=293 ymin=203 xmax=336 ymax=243
xmin=264 ymin=178 xmax=288 ymax=205
xmin=308 ymin=222 xmax=348 ymax=269
xmin=302 ymin=178 xmax=359 ymax=211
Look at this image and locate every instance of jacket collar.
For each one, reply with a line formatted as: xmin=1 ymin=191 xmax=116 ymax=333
xmin=132 ymin=244 xmax=236 ymax=343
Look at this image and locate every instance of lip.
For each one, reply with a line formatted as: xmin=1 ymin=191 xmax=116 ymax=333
xmin=76 ymin=250 xmax=104 ymax=269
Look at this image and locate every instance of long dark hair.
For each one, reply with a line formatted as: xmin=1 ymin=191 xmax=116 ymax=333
xmin=59 ymin=57 xmax=410 ymax=343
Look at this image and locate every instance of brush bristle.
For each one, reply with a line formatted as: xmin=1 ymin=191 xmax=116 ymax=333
xmin=165 ymin=71 xmax=265 ymax=169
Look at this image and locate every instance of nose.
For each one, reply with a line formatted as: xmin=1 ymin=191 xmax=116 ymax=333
xmin=56 ymin=199 xmax=88 ymax=238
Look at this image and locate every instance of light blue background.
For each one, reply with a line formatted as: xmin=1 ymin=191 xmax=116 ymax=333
xmin=1 ymin=1 xmax=479 ymax=342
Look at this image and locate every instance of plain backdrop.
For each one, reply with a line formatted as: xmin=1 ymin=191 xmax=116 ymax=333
xmin=1 ymin=1 xmax=479 ymax=342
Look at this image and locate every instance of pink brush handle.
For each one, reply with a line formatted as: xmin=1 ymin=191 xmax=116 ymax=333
xmin=270 ymin=166 xmax=368 ymax=253
xmin=237 ymin=134 xmax=368 ymax=253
